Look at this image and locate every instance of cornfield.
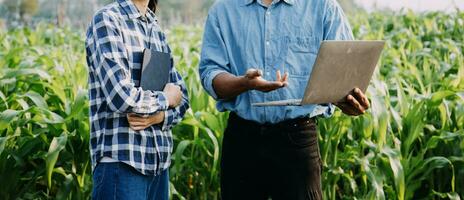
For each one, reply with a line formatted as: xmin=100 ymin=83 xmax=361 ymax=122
xmin=0 ymin=11 xmax=463 ymax=200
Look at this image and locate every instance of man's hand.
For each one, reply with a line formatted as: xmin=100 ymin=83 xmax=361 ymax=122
xmin=163 ymin=83 xmax=182 ymax=108
xmin=127 ymin=112 xmax=165 ymax=131
xmin=335 ymin=88 xmax=370 ymax=116
xmin=244 ymin=69 xmax=288 ymax=92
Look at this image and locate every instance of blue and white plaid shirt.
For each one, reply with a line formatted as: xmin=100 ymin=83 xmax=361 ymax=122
xmin=85 ymin=0 xmax=189 ymax=175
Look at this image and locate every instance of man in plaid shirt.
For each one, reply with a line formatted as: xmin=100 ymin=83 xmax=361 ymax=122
xmin=85 ymin=0 xmax=189 ymax=199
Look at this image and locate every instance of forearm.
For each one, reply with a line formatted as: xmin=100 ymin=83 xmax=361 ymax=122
xmin=163 ymin=91 xmax=189 ymax=125
xmin=100 ymin=76 xmax=169 ymax=115
xmin=212 ymin=72 xmax=250 ymax=100
xmin=161 ymin=81 xmax=190 ymax=130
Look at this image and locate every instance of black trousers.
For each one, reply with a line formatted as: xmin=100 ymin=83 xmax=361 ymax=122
xmin=221 ymin=113 xmax=323 ymax=200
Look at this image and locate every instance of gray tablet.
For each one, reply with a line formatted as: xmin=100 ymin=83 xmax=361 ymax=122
xmin=140 ymin=49 xmax=172 ymax=91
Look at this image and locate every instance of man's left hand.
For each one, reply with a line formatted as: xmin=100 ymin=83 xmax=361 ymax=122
xmin=127 ymin=112 xmax=165 ymax=131
xmin=334 ymin=88 xmax=370 ymax=116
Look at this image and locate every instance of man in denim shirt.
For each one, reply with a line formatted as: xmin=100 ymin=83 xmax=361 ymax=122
xmin=199 ymin=0 xmax=370 ymax=199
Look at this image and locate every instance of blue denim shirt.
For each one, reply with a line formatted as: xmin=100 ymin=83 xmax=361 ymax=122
xmin=199 ymin=0 xmax=353 ymax=124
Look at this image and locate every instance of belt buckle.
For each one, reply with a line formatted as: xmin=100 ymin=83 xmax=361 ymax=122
xmin=289 ymin=117 xmax=312 ymax=129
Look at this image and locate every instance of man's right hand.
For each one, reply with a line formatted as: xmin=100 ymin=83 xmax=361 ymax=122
xmin=163 ymin=83 xmax=182 ymax=108
xmin=244 ymin=69 xmax=288 ymax=92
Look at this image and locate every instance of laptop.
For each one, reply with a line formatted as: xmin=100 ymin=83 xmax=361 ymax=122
xmin=252 ymin=40 xmax=385 ymax=106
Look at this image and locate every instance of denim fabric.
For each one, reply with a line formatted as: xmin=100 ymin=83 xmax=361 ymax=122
xmin=92 ymin=162 xmax=169 ymax=200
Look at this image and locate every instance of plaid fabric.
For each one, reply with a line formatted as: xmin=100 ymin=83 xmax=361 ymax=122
xmin=85 ymin=0 xmax=189 ymax=175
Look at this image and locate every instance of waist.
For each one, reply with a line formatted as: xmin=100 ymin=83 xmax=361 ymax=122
xmin=228 ymin=112 xmax=316 ymax=132
xmin=217 ymin=101 xmax=331 ymax=123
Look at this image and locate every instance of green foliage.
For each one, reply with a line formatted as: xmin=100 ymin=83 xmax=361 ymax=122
xmin=320 ymin=11 xmax=464 ymax=200
xmin=167 ymin=26 xmax=228 ymax=200
xmin=0 ymin=24 xmax=90 ymax=199
xmin=0 ymin=11 xmax=463 ymax=200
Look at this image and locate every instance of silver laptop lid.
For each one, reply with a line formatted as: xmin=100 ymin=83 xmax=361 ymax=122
xmin=301 ymin=40 xmax=385 ymax=104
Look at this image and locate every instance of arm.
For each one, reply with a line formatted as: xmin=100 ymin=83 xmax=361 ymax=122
xmin=199 ymin=10 xmax=287 ymax=100
xmin=211 ymin=72 xmax=249 ymax=100
xmin=90 ymin=12 xmax=169 ymax=115
xmin=323 ymin=0 xmax=354 ymax=41
xmin=127 ymin=50 xmax=189 ymax=131
xmin=127 ymin=82 xmax=187 ymax=131
xmin=161 ymin=63 xmax=189 ymax=131
xmin=212 ymin=70 xmax=288 ymax=100
xmin=198 ymin=9 xmax=232 ymax=100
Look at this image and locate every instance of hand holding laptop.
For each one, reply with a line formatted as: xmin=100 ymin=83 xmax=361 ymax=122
xmin=252 ymin=40 xmax=385 ymax=114
xmin=334 ymin=88 xmax=370 ymax=116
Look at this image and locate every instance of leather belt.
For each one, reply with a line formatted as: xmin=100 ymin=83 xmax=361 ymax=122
xmin=228 ymin=112 xmax=316 ymax=132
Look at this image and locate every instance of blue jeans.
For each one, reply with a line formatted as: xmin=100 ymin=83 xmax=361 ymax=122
xmin=92 ymin=162 xmax=169 ymax=200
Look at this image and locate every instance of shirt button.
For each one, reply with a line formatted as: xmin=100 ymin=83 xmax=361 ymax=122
xmin=266 ymin=41 xmax=270 ymax=45
xmin=266 ymin=11 xmax=271 ymax=15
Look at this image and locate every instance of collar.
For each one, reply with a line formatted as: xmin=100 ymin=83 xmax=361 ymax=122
xmin=117 ymin=0 xmax=156 ymax=22
xmin=241 ymin=0 xmax=295 ymax=6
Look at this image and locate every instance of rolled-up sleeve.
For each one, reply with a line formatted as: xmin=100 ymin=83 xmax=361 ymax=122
xmin=161 ymin=61 xmax=189 ymax=131
xmin=198 ymin=8 xmax=230 ymax=100
xmin=323 ymin=0 xmax=354 ymax=41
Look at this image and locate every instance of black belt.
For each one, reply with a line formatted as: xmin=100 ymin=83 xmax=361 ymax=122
xmin=228 ymin=112 xmax=316 ymax=132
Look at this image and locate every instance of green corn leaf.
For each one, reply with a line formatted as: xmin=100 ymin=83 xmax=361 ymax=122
xmin=23 ymin=91 xmax=48 ymax=109
xmin=0 ymin=109 xmax=21 ymax=130
xmin=4 ymin=68 xmax=51 ymax=80
xmin=0 ymin=90 xmax=8 ymax=108
xmin=31 ymin=107 xmax=65 ymax=124
xmin=430 ymin=90 xmax=455 ymax=105
xmin=45 ymin=133 xmax=68 ymax=189
xmin=426 ymin=131 xmax=463 ymax=150
xmin=172 ymin=140 xmax=191 ymax=176
xmin=197 ymin=112 xmax=221 ymax=132
xmin=66 ymin=88 xmax=87 ymax=120
xmin=180 ymin=115 xmax=202 ymax=127
xmin=0 ymin=136 xmax=8 ymax=155
xmin=432 ymin=191 xmax=461 ymax=200
xmin=381 ymin=147 xmax=405 ymax=200
xmin=170 ymin=182 xmax=187 ymax=200
xmin=203 ymin=128 xmax=219 ymax=182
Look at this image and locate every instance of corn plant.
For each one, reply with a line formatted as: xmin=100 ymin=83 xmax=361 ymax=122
xmin=0 ymin=25 xmax=91 ymax=199
xmin=0 ymin=10 xmax=463 ymax=200
xmin=167 ymin=26 xmax=228 ymax=200
xmin=320 ymin=11 xmax=464 ymax=200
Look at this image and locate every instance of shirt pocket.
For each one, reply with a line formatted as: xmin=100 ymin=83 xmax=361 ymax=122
xmin=271 ymin=74 xmax=309 ymax=100
xmin=284 ymin=35 xmax=319 ymax=77
xmin=289 ymin=35 xmax=318 ymax=54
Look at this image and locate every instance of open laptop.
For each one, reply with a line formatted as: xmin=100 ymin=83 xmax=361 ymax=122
xmin=252 ymin=40 xmax=385 ymax=106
